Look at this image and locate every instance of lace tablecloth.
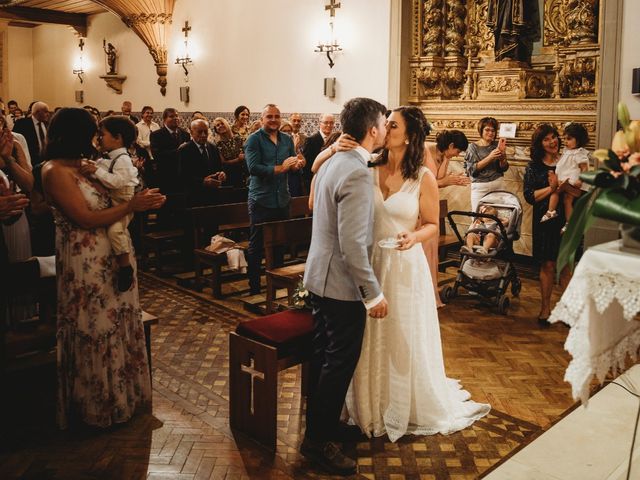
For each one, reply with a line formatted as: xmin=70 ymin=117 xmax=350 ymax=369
xmin=549 ymin=240 xmax=640 ymax=405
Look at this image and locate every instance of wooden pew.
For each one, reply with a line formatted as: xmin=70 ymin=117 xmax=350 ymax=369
xmin=289 ymin=195 xmax=311 ymax=218
xmin=139 ymin=194 xmax=188 ymax=274
xmin=190 ymin=202 xmax=250 ymax=298
xmin=262 ymin=217 xmax=313 ymax=313
xmin=438 ymin=199 xmax=460 ymax=272
xmin=141 ymin=311 xmax=158 ymax=382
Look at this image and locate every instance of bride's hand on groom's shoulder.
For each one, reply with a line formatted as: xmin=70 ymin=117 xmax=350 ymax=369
xmin=396 ymin=231 xmax=418 ymax=250
xmin=335 ymin=134 xmax=359 ymax=152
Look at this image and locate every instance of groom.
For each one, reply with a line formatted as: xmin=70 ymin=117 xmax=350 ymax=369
xmin=302 ymin=97 xmax=389 ymax=475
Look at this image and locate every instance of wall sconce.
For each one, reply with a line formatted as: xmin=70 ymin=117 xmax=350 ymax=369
xmin=73 ymin=38 xmax=85 ymax=83
xmin=315 ymin=1 xmax=342 ymax=69
xmin=175 ymin=21 xmax=194 ymax=78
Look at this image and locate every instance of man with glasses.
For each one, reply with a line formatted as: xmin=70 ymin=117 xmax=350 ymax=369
xmin=244 ymin=104 xmax=304 ymax=295
xmin=302 ymin=113 xmax=335 ymax=193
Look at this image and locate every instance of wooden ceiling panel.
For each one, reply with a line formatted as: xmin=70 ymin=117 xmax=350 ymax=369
xmin=13 ymin=0 xmax=106 ymax=14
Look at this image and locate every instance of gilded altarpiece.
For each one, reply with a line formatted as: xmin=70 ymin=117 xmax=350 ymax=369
xmin=407 ymin=0 xmax=600 ymax=255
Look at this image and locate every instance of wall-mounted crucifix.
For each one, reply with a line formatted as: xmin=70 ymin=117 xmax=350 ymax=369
xmin=325 ymin=0 xmax=341 ymax=17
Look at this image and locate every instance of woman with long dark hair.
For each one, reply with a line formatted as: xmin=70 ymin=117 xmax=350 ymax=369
xmin=41 ymin=108 xmax=165 ymax=428
xmin=523 ymin=124 xmax=571 ymax=326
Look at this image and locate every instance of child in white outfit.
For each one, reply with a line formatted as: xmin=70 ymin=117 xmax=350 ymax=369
xmin=80 ymin=116 xmax=139 ymax=291
xmin=541 ymin=122 xmax=590 ymax=229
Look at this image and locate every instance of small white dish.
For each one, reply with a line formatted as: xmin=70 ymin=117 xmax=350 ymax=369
xmin=378 ymin=237 xmax=400 ymax=249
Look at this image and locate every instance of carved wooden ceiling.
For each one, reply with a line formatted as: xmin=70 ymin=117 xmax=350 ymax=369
xmin=0 ymin=0 xmax=175 ymax=95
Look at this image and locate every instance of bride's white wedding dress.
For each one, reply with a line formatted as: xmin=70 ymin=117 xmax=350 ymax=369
xmin=345 ymin=166 xmax=490 ymax=442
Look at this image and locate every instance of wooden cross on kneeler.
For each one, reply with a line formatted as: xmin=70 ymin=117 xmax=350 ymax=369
xmin=325 ymin=0 xmax=341 ymax=17
xmin=241 ymin=357 xmax=264 ymax=415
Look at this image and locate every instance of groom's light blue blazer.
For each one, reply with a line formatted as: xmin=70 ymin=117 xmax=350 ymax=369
xmin=304 ymin=149 xmax=382 ymax=304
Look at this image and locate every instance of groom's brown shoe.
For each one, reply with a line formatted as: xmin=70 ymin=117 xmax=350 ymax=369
xmin=300 ymin=437 xmax=357 ymax=476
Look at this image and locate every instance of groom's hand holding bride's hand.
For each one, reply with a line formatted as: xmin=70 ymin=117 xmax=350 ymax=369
xmin=396 ymin=231 xmax=418 ymax=250
xmin=369 ymin=298 xmax=388 ymax=319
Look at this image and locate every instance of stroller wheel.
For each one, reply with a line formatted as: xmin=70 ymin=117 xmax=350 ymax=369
xmin=498 ymin=295 xmax=510 ymax=315
xmin=440 ymin=285 xmax=454 ymax=304
xmin=511 ymin=278 xmax=522 ymax=297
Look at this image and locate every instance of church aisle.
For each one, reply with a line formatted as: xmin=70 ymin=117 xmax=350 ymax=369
xmin=0 ymin=271 xmax=580 ymax=479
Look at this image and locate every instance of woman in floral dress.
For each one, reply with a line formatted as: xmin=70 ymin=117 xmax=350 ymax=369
xmin=41 ymin=108 xmax=165 ymax=428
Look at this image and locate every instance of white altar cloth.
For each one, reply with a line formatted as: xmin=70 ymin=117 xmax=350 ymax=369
xmin=549 ymin=240 xmax=640 ymax=404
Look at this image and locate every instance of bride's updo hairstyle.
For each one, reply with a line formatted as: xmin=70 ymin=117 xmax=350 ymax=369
xmin=378 ymin=106 xmax=431 ymax=180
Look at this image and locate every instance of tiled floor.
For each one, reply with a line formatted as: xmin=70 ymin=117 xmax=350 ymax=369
xmin=0 ymin=270 xmax=581 ymax=479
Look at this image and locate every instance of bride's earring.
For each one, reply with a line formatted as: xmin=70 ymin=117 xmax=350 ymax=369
xmin=404 ymin=139 xmax=409 ymax=144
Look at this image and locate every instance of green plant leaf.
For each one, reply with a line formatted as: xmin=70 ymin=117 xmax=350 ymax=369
xmin=593 ymin=149 xmax=610 ymax=163
xmin=579 ymin=170 xmax=600 ymax=185
xmin=604 ymin=150 xmax=623 ymax=171
xmin=593 ymin=171 xmax=618 ymax=188
xmin=593 ymin=189 xmax=640 ymax=225
xmin=557 ymin=188 xmax=599 ymax=276
xmin=619 ymin=102 xmax=631 ymax=129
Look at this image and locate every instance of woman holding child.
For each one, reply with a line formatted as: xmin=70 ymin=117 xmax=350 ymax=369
xmin=42 ymin=108 xmax=165 ymax=429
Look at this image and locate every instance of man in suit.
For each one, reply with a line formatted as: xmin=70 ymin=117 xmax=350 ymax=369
xmin=178 ymin=119 xmax=226 ymax=206
xmin=12 ymin=101 xmax=50 ymax=166
xmin=245 ymin=104 xmax=304 ymax=295
xmin=121 ymin=101 xmax=140 ymax=124
xmin=301 ymin=113 xmax=335 ymax=193
xmin=302 ymin=98 xmax=388 ymax=476
xmin=150 ymin=108 xmax=190 ymax=193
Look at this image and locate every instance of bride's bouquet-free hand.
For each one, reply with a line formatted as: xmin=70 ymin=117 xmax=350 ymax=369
xmin=557 ymin=103 xmax=640 ymax=273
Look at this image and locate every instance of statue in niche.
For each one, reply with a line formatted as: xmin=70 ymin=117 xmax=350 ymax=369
xmin=103 ymin=40 xmax=117 ymax=75
xmin=486 ymin=0 xmax=541 ymax=64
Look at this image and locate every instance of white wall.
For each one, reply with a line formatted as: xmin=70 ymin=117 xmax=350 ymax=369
xmin=21 ymin=0 xmax=393 ymax=113
xmin=620 ymin=0 xmax=640 ymax=119
xmin=7 ymin=26 xmax=34 ymax=107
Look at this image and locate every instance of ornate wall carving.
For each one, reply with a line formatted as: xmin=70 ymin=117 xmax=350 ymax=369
xmin=444 ymin=0 xmax=466 ymax=56
xmin=422 ymin=0 xmax=444 ymax=56
xmin=544 ymin=0 xmax=598 ymax=46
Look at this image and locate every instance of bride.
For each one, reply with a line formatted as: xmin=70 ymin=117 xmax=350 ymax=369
xmin=312 ymin=106 xmax=490 ymax=442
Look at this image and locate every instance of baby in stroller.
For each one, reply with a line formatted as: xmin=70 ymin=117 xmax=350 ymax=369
xmin=461 ymin=205 xmax=509 ymax=256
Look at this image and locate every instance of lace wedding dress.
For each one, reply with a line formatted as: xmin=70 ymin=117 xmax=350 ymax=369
xmin=345 ymin=167 xmax=490 ymax=442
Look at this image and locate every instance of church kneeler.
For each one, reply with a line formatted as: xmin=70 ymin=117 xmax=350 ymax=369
xmin=229 ymin=309 xmax=313 ymax=450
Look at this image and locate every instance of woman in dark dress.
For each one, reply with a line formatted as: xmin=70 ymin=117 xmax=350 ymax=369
xmin=523 ymin=124 xmax=571 ymax=326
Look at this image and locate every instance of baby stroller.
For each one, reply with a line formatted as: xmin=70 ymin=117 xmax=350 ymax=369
xmin=441 ymin=191 xmax=523 ymax=314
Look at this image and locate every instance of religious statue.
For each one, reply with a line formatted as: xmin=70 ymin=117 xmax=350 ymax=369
xmin=486 ymin=0 xmax=541 ymax=64
xmin=103 ymin=40 xmax=117 ymax=75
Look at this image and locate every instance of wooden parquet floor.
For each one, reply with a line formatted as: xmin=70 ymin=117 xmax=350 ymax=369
xmin=0 ymin=270 xmax=578 ymax=479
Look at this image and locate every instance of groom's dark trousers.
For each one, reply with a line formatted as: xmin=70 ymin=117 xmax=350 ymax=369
xmin=305 ymin=294 xmax=367 ymax=442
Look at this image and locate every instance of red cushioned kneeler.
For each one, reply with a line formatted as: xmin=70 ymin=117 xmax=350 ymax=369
xmin=229 ymin=309 xmax=313 ymax=450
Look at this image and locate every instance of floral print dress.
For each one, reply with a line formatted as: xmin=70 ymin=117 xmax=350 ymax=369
xmin=54 ymin=175 xmax=151 ymax=429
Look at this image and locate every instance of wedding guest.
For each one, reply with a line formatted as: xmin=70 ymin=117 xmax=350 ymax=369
xmin=150 ymin=108 xmax=190 ymax=193
xmin=213 ymin=117 xmax=246 ymax=188
xmin=464 ymin=117 xmax=509 ymax=211
xmin=303 ymin=114 xmax=335 ymax=192
xmin=289 ymin=112 xmax=307 ymax=153
xmin=231 ymin=105 xmax=251 ymax=143
xmin=13 ymin=101 xmax=50 ymax=166
xmin=423 ymin=129 xmax=469 ymax=307
xmin=523 ymin=124 xmax=571 ymax=326
xmin=135 ymin=106 xmax=160 ymax=158
xmin=244 ymin=104 xmax=302 ymax=294
xmin=41 ymin=107 xmax=165 ymax=428
xmin=541 ymin=122 xmax=590 ymax=230
xmin=121 ymin=100 xmax=139 ymax=124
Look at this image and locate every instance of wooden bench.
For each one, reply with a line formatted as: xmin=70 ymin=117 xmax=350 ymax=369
xmin=262 ymin=217 xmax=313 ymax=314
xmin=142 ymin=311 xmax=158 ymax=382
xmin=289 ymin=195 xmax=311 ymax=218
xmin=229 ymin=309 xmax=312 ymax=450
xmin=438 ymin=199 xmax=459 ymax=272
xmin=140 ymin=194 xmax=188 ymax=274
xmin=190 ymin=202 xmax=250 ymax=298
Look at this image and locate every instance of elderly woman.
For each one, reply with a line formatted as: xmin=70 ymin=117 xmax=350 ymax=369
xmin=523 ymin=124 xmax=570 ymax=326
xmin=464 ymin=117 xmax=509 ymax=211
xmin=231 ymin=105 xmax=251 ymax=143
xmin=41 ymin=108 xmax=165 ymax=428
xmin=213 ymin=117 xmax=246 ymax=188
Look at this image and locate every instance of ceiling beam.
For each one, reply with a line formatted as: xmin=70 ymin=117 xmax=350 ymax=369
xmin=0 ymin=6 xmax=87 ymax=36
